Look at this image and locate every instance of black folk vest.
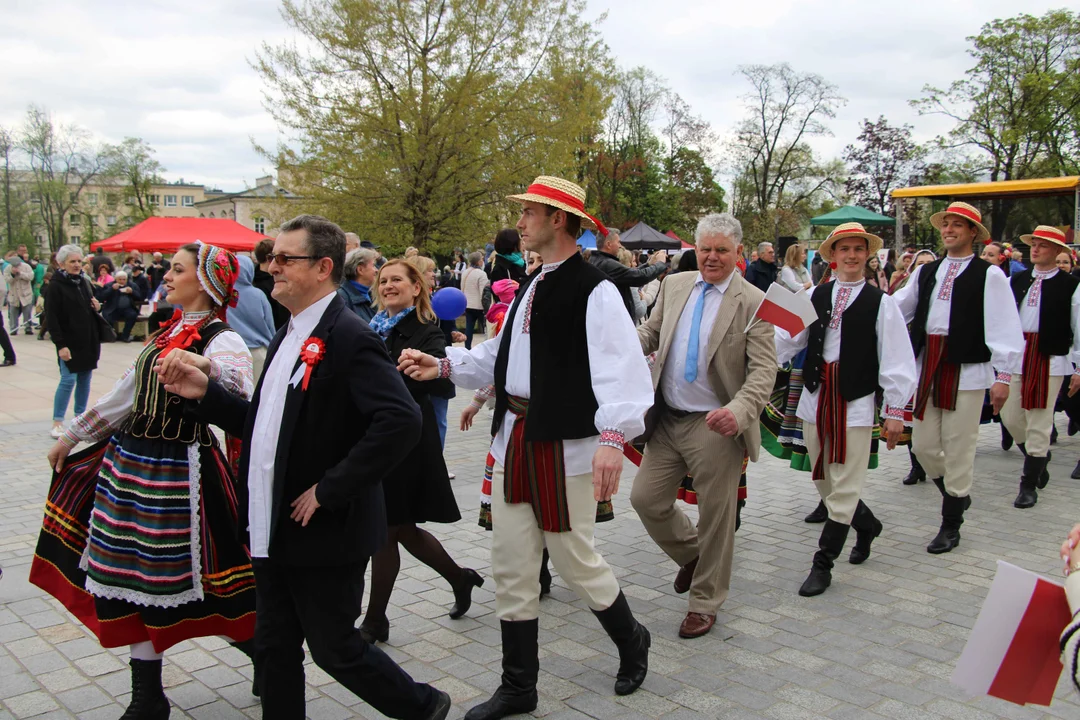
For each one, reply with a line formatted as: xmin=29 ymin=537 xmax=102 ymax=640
xmin=1010 ymin=269 xmax=1079 ymax=356
xmin=491 ymin=253 xmax=607 ymax=441
xmin=803 ymin=281 xmax=882 ymax=402
xmin=909 ymin=257 xmax=992 ymax=364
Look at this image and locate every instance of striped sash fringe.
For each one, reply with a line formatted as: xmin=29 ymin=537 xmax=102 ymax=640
xmin=1021 ymin=332 xmax=1051 ymax=410
xmin=503 ymin=395 xmax=572 ymax=532
xmin=914 ymin=333 xmax=961 ymax=420
xmin=812 ymin=362 xmax=848 ymax=481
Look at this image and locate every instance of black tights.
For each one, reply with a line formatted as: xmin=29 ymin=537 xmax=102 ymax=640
xmin=363 ymin=524 xmax=465 ymax=624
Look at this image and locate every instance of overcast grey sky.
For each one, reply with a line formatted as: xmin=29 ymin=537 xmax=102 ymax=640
xmin=1 ymin=0 xmax=1065 ymax=192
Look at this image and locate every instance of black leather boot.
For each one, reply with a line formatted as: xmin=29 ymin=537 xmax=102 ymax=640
xmin=1001 ymin=425 xmax=1013 ymax=451
xmin=735 ymin=498 xmax=745 ymax=532
xmin=931 ymin=476 xmax=947 ymax=498
xmin=1038 ymin=450 xmax=1052 ymax=489
xmin=799 ymin=519 xmax=849 ymax=597
xmin=1014 ymin=455 xmax=1044 ymax=508
xmin=848 ymin=501 xmax=882 ymax=565
xmin=1051 ymin=424 xmax=1059 ymax=445
xmin=803 ymin=500 xmax=827 ymax=523
xmin=120 ymin=659 xmax=170 ymax=720
xmin=902 ymin=448 xmax=926 ymax=485
xmin=464 ymin=620 xmax=539 ymax=720
xmin=449 ymin=568 xmax=484 ymax=619
xmin=1071 ymin=457 xmax=1080 ymax=480
xmin=538 ymin=548 xmax=552 ymax=597
xmin=927 ymin=493 xmax=971 ymax=554
xmin=591 ymin=591 xmax=650 ymax=695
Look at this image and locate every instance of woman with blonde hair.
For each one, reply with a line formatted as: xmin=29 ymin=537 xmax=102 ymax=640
xmin=408 ymin=254 xmax=458 ymax=455
xmin=780 ymin=243 xmax=812 ymax=292
xmin=360 ymin=259 xmax=481 ymax=643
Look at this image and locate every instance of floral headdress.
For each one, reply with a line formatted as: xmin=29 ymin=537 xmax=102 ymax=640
xmin=194 ymin=241 xmax=240 ymax=310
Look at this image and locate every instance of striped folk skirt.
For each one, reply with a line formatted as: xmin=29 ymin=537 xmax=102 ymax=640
xmin=30 ymin=433 xmax=255 ymax=652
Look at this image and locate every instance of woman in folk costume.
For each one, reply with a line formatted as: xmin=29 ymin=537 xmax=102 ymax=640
xmin=33 ymin=242 xmax=255 ymax=720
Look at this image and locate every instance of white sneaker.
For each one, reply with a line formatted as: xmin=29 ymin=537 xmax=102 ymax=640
xmin=50 ymin=426 xmax=63 ymax=439
xmin=448 ymin=472 xmax=456 ymax=480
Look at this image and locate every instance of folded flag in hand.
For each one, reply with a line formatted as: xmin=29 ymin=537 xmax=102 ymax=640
xmin=951 ymin=561 xmax=1072 ymax=706
xmin=748 ymin=284 xmax=818 ymax=336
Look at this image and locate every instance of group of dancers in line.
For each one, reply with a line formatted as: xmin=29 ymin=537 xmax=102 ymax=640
xmin=21 ymin=177 xmax=1080 ymax=720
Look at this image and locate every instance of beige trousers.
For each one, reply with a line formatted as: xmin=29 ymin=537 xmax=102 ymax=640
xmin=490 ymin=466 xmax=620 ymax=621
xmin=1000 ymin=375 xmax=1064 ymax=458
xmin=912 ymin=388 xmax=983 ymax=497
xmin=630 ymin=412 xmax=743 ymax=615
xmin=250 ymin=346 xmax=268 ymax=385
xmin=803 ymin=422 xmax=871 ymax=524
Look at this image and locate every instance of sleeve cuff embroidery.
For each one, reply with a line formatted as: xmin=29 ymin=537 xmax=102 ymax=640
xmin=437 ymin=357 xmax=452 ymax=380
xmin=882 ymin=405 xmax=904 ymax=421
xmin=208 ymin=359 xmax=223 ymax=383
xmin=599 ymin=428 xmax=625 ymax=450
xmin=995 ymin=371 xmax=1012 ymax=384
xmin=59 ymin=432 xmax=78 ymax=450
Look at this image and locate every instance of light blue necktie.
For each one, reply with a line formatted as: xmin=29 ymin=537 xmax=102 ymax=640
xmin=684 ymin=282 xmax=711 ymax=384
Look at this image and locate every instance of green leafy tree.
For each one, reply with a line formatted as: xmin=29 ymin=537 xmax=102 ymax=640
xmin=0 ymin=126 xmax=40 ymax=251
xmin=103 ymin=137 xmax=165 ymax=224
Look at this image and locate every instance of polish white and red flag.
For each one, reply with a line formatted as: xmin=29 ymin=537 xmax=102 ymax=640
xmin=952 ymin=561 xmax=1072 ymax=706
xmin=748 ymin=284 xmax=818 ymax=336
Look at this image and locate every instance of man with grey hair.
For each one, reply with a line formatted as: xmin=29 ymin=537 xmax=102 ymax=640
xmin=744 ymin=241 xmax=778 ymax=294
xmin=633 ymin=212 xmax=776 ymax=639
xmin=589 ymin=229 xmax=668 ymax=320
xmin=344 ymin=232 xmax=361 ymax=253
xmin=100 ymin=270 xmax=143 ymax=342
xmin=337 ymin=248 xmax=379 ymax=323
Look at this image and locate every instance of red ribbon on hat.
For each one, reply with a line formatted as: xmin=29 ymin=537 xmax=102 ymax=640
xmin=1032 ymin=227 xmax=1066 ymax=242
xmin=524 ymin=183 xmax=609 ymax=237
xmin=943 ymin=204 xmax=981 ymax=224
xmin=299 ymin=337 xmax=326 ymax=391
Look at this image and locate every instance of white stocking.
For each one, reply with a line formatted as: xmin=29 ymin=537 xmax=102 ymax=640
xmin=129 ymin=641 xmax=163 ymax=661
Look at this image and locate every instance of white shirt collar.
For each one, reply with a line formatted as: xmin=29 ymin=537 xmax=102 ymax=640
xmin=694 ymin=271 xmax=734 ymax=293
xmin=835 ymin=279 xmax=865 ymax=289
xmin=945 ymin=254 xmax=974 ymax=263
xmin=1033 ymin=267 xmax=1059 ymax=279
xmin=286 ymin=290 xmax=336 ymax=338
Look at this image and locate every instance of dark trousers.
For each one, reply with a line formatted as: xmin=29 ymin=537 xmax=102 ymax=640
xmin=107 ymin=306 xmax=139 ymax=340
xmin=463 ymin=308 xmax=486 ymax=349
xmin=0 ymin=323 xmax=13 ymax=362
xmin=252 ymin=558 xmax=433 ymax=720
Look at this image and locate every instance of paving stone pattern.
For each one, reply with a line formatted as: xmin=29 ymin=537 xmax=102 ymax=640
xmin=1 ymin=333 xmax=1079 ymax=718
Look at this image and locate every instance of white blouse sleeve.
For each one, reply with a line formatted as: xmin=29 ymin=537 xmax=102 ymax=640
xmin=1070 ymin=284 xmax=1080 ymax=369
xmin=774 ymin=324 xmax=809 ymax=366
xmin=891 ymin=265 xmax=921 ymax=324
xmin=205 ymin=328 xmax=254 ymax=401
xmin=876 ymin=295 xmax=918 ymax=419
xmin=586 ymin=281 xmax=653 ymax=446
xmin=984 ymin=267 xmax=1024 ymax=379
xmin=62 ymin=361 xmax=139 ymax=448
xmin=444 ymin=319 xmax=505 ymax=389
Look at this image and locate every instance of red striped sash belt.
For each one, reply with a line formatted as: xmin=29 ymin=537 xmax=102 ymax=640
xmin=914 ymin=334 xmax=961 ymax=420
xmin=812 ymin=362 xmax=847 ymax=481
xmin=1021 ymin=332 xmax=1051 ymax=410
xmin=504 ymin=395 xmax=572 ymax=532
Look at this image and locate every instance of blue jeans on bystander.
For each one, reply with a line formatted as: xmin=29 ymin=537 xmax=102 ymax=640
xmin=53 ymin=359 xmax=92 ymax=423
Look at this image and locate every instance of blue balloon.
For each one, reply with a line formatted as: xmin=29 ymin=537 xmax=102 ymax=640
xmin=432 ymin=287 xmax=467 ymax=320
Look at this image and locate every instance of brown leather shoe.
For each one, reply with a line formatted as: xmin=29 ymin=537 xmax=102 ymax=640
xmin=678 ymin=612 xmax=715 ymax=639
xmin=673 ymin=557 xmax=698 ymax=594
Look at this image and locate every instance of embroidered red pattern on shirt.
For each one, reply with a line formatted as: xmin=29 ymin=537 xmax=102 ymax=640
xmin=828 ymin=286 xmax=852 ymax=329
xmin=1028 ymin=270 xmax=1055 ymax=307
xmin=936 ymin=260 xmax=963 ymax=301
xmin=521 ymin=274 xmax=546 ymax=335
xmin=598 ymin=429 xmax=625 ymax=448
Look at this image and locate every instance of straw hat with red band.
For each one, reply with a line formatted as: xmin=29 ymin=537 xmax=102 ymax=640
xmin=507 ymin=176 xmax=609 ymax=237
xmin=930 ymin=201 xmax=990 ymax=243
xmin=816 ymin=222 xmax=883 ymax=262
xmin=1019 ymin=225 xmax=1070 ymax=252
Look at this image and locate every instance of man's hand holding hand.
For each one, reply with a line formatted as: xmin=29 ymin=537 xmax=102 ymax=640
xmin=990 ymin=381 xmax=1009 ymax=415
xmin=398 ymin=349 xmax=440 ymax=381
xmin=154 ymin=351 xmax=210 ymax=400
xmin=705 ymin=407 xmax=739 ymax=436
xmin=883 ymin=418 xmax=903 ymax=451
xmin=460 ymin=404 xmax=480 ymax=431
xmin=592 ymin=445 xmax=623 ymax=502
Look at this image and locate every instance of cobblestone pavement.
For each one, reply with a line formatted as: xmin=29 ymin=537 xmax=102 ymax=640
xmin=1 ymin=332 xmax=1079 ymax=719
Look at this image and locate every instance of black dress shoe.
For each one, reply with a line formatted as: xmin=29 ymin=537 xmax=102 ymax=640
xmin=0 ymin=358 xmax=14 ymax=367
xmin=449 ymin=568 xmax=483 ymax=619
xmin=1071 ymin=458 xmax=1080 ymax=480
xmin=1069 ymin=418 xmax=1079 ymax=437
xmin=804 ymin=501 xmax=828 ymax=523
xmin=425 ymin=689 xmax=451 ymax=720
xmin=1013 ymin=486 xmax=1038 ymax=509
xmin=1001 ymin=426 xmax=1014 ymax=451
xmin=359 ymin=615 xmax=390 ymax=644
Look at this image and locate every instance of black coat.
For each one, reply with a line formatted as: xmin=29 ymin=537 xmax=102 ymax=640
xmin=488 ymin=255 xmax=528 ymax=284
xmin=252 ymin=267 xmax=290 ymax=330
xmin=192 ymin=294 xmax=423 ymax=566
xmin=588 ymin=250 xmax=667 ymax=319
xmin=383 ymin=311 xmax=460 ymax=526
xmin=100 ymin=281 xmax=144 ymax=319
xmin=45 ymin=274 xmax=101 ymax=373
xmin=744 ymin=259 xmax=778 ymax=294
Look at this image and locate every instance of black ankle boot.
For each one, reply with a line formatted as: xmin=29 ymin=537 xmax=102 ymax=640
xmin=591 ymin=591 xmax=650 ymax=695
xmin=464 ymin=620 xmax=539 ymax=720
xmin=1051 ymin=424 xmax=1059 ymax=445
xmin=449 ymin=568 xmax=484 ymax=619
xmin=1014 ymin=455 xmax=1046 ymax=508
xmin=359 ymin=614 xmax=390 ymax=644
xmin=120 ymin=659 xmax=170 ymax=720
xmin=849 ymin=501 xmax=882 ymax=565
xmin=903 ymin=449 xmax=926 ymax=485
xmin=804 ymin=501 xmax=827 ymax=523
xmin=539 ymin=548 xmax=552 ymax=597
xmin=799 ymin=520 xmax=849 ymax=597
xmin=1001 ymin=425 xmax=1014 ymax=451
xmin=1038 ymin=450 xmax=1052 ymax=489
xmin=927 ymin=493 xmax=971 ymax=554
xmin=735 ymin=498 xmax=745 ymax=532
xmin=1072 ymin=457 xmax=1080 ymax=480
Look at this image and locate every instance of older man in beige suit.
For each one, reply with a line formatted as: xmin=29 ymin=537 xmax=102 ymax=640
xmin=632 ymin=213 xmax=776 ymax=638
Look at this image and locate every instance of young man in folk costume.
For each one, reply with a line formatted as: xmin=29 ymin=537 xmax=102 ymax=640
xmin=775 ymin=223 xmax=917 ymax=596
xmin=1001 ymin=225 xmax=1080 ymax=508
xmin=399 ymin=176 xmax=655 ymax=720
xmin=893 ymin=202 xmax=1023 ymax=554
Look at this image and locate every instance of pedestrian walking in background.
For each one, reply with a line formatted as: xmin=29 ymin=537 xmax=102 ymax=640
xmin=488 ymin=228 xmax=528 ymax=283
xmin=744 ymin=241 xmax=778 ymax=293
xmin=4 ymin=255 xmax=35 ymax=334
xmin=460 ymin=251 xmax=490 ymax=349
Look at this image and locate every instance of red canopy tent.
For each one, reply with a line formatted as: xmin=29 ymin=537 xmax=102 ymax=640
xmin=664 ymin=230 xmax=693 ymax=249
xmin=90 ymin=217 xmax=271 ymax=253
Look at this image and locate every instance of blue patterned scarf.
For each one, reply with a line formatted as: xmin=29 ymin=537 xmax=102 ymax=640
xmin=368 ymin=306 xmax=415 ymax=339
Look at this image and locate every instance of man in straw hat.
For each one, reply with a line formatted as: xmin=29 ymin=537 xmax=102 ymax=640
xmin=399 ymin=176 xmax=654 ymax=719
xmin=775 ymin=223 xmax=917 ymax=596
xmin=631 ymin=212 xmax=775 ymax=638
xmin=1001 ymin=225 xmax=1080 ymax=508
xmin=893 ymin=201 xmax=1023 ymax=553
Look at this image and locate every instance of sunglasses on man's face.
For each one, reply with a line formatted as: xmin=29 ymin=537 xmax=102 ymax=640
xmin=268 ymin=253 xmax=318 ymax=266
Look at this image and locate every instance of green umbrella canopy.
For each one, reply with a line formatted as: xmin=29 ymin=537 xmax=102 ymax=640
xmin=809 ymin=205 xmax=896 ymax=227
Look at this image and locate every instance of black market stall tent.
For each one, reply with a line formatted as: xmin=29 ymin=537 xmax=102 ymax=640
xmin=618 ymin=222 xmax=682 ymax=251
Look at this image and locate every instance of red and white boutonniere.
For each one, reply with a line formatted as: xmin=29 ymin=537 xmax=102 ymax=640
xmin=299 ymin=337 xmax=326 ymax=391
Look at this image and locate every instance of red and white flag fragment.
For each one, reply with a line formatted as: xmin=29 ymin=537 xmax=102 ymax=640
xmin=747 ymin=284 xmax=818 ymax=336
xmin=952 ymin=561 xmax=1072 ymax=706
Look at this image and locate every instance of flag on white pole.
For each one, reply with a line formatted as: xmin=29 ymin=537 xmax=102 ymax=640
xmin=951 ymin=561 xmax=1072 ymax=706
xmin=747 ymin=284 xmax=818 ymax=336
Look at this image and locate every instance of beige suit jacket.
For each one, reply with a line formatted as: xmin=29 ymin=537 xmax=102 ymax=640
xmin=637 ymin=271 xmax=776 ymax=462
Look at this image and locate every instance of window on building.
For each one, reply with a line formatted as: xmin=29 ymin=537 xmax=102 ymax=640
xmin=30 ymin=191 xmax=40 ymax=203
xmin=254 ymin=217 xmax=265 ymax=234
xmin=70 ymin=236 xmax=80 ymax=244
xmin=126 ymin=195 xmax=135 ymax=205
xmin=69 ymin=192 xmax=77 ymax=203
xmin=88 ymin=193 xmax=98 ymax=206
xmin=182 ymin=195 xmax=194 ymax=207
xmin=106 ymin=192 xmax=119 ymax=206
xmin=107 ymin=215 xmax=117 ymax=226
xmin=70 ymin=214 xmax=81 ymax=226
xmin=149 ymin=195 xmax=160 ymax=206
xmin=209 ymin=212 xmax=215 ymax=218
xmin=164 ymin=195 xmax=177 ymax=207
xmin=199 ymin=213 xmax=205 ymax=218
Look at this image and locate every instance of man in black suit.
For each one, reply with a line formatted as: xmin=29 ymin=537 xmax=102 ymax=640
xmin=157 ymin=214 xmax=450 ymax=720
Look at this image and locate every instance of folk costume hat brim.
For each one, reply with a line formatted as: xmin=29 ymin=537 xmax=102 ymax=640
xmin=507 ymin=176 xmax=609 ymax=237
xmin=1019 ymin=225 xmax=1070 ymax=252
xmin=930 ymin=201 xmax=990 ymax=243
xmin=817 ymin=222 xmax=883 ymax=262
